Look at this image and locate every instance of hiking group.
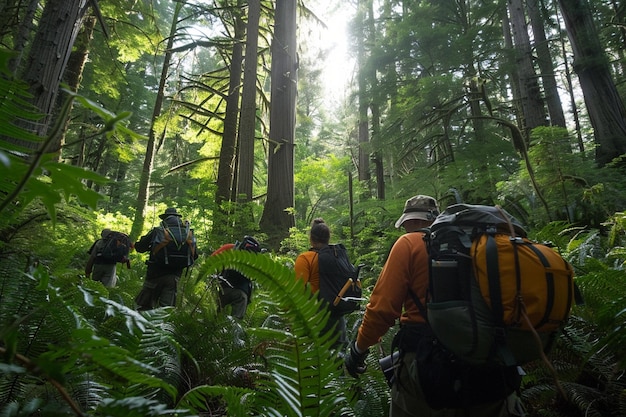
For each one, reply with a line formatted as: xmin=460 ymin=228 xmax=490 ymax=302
xmin=85 ymin=207 xmax=264 ymax=315
xmin=85 ymin=199 xmax=576 ymax=416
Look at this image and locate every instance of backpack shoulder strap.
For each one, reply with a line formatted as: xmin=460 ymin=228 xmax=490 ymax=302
xmin=87 ymin=239 xmax=99 ymax=255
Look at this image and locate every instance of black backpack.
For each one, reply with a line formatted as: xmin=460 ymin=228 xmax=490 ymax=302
xmin=316 ymin=243 xmax=362 ymax=316
xmin=425 ymin=204 xmax=576 ymax=366
xmin=89 ymin=231 xmax=132 ymax=268
xmin=151 ymin=218 xmax=197 ymax=268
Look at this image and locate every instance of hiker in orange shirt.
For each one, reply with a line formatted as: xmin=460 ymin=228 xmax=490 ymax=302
xmin=344 ymin=195 xmax=524 ymax=417
xmin=294 ymin=218 xmax=348 ymax=349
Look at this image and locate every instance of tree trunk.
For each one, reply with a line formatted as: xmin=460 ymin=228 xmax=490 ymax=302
xmin=18 ymin=0 xmax=89 ymax=147
xmin=54 ymin=15 xmax=97 ymax=156
xmin=214 ymin=1 xmax=245 ymax=235
xmin=7 ymin=0 xmax=39 ymax=74
xmin=527 ymin=0 xmax=567 ymax=128
xmin=508 ymin=0 xmax=547 ymax=141
xmin=130 ymin=2 xmax=181 ymax=241
xmin=558 ymin=0 xmax=626 ymax=166
xmin=554 ymin=2 xmax=584 ymax=152
xmin=356 ymin=0 xmax=370 ymax=183
xmin=236 ymin=0 xmax=261 ymax=203
xmin=259 ymin=0 xmax=297 ymax=249
xmin=502 ymin=8 xmax=524 ymax=136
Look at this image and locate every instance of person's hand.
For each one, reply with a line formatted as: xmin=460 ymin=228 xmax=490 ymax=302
xmin=344 ymin=341 xmax=368 ymax=378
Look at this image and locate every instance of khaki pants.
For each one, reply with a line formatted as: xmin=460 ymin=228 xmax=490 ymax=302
xmin=390 ymin=352 xmax=525 ymax=417
xmin=92 ymin=263 xmax=117 ymax=288
xmin=135 ymin=273 xmax=179 ymax=311
xmin=219 ymin=286 xmax=248 ymax=319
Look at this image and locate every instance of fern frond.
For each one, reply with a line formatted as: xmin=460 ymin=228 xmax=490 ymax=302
xmin=195 ymin=250 xmax=352 ymax=416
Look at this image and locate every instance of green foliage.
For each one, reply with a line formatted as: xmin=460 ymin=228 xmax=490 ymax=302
xmin=197 ymin=250 xmax=354 ymax=416
xmin=0 ymin=264 xmax=188 ymax=416
xmin=0 ymin=47 xmax=146 ymax=226
xmin=1 ymin=232 xmax=367 ymax=416
xmin=294 ymin=155 xmax=354 ymax=227
xmin=499 ymin=126 xmax=625 ymax=228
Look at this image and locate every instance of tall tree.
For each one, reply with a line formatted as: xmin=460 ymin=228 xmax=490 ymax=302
xmin=214 ymin=1 xmax=246 ymax=236
xmin=259 ymin=0 xmax=297 ymax=248
xmin=130 ymin=1 xmax=182 ymax=241
xmin=508 ymin=0 xmax=547 ymax=141
xmin=216 ymin=1 xmax=245 ymax=206
xmin=236 ymin=0 xmax=262 ymax=203
xmin=527 ymin=0 xmax=566 ymax=128
xmin=19 ymin=0 xmax=90 ymax=147
xmin=356 ymin=0 xmax=371 ymax=184
xmin=558 ymin=0 xmax=626 ymax=166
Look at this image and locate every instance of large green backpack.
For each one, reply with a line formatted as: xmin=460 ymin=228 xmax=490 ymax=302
xmin=424 ymin=204 xmax=576 ymax=366
xmin=151 ymin=217 xmax=198 ymax=268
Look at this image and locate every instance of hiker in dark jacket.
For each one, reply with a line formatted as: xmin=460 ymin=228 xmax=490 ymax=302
xmin=85 ymin=228 xmax=118 ymax=288
xmin=134 ymin=207 xmax=197 ymax=311
xmin=212 ymin=236 xmax=261 ymax=319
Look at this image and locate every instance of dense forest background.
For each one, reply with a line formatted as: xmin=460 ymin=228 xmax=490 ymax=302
xmin=1 ymin=0 xmax=626 ymax=416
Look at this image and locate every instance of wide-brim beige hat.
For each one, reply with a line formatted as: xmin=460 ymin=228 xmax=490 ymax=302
xmin=395 ymin=195 xmax=440 ymax=228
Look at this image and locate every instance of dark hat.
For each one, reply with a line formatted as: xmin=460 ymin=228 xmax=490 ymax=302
xmin=159 ymin=207 xmax=183 ymax=220
xmin=394 ymin=195 xmax=440 ymax=228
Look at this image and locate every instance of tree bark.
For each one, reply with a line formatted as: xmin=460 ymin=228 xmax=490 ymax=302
xmin=527 ymin=0 xmax=567 ymax=128
xmin=236 ymin=0 xmax=261 ymax=203
xmin=356 ymin=0 xmax=370 ymax=183
xmin=259 ymin=0 xmax=297 ymax=248
xmin=216 ymin=2 xmax=245 ymax=212
xmin=19 ymin=0 xmax=90 ymax=144
xmin=54 ymin=15 xmax=97 ymax=156
xmin=508 ymin=0 xmax=547 ymax=141
xmin=7 ymin=0 xmax=39 ymax=74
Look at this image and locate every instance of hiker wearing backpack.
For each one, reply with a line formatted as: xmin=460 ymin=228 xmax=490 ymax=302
xmin=344 ymin=195 xmax=525 ymax=417
xmin=134 ymin=207 xmax=198 ymax=311
xmin=295 ymin=218 xmax=362 ymax=350
xmin=85 ymin=228 xmax=119 ymax=288
xmin=212 ymin=236 xmax=262 ymax=319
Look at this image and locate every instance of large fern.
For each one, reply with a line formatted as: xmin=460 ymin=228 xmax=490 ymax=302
xmin=178 ymin=249 xmax=355 ymax=416
xmin=0 ymin=261 xmax=196 ymax=416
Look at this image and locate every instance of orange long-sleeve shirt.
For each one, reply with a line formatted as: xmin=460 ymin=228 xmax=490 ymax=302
xmin=294 ymin=250 xmax=320 ymax=293
xmin=356 ymin=232 xmax=429 ymax=350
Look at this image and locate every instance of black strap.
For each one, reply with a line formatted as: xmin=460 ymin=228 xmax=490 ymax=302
xmin=485 ymin=235 xmax=504 ymax=326
xmin=523 ymin=241 xmax=554 ymax=329
xmin=408 ymin=287 xmax=428 ymax=321
xmin=484 ymin=235 xmax=519 ymax=366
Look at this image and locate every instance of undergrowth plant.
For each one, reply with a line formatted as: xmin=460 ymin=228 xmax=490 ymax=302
xmin=0 ymin=246 xmax=364 ymax=416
